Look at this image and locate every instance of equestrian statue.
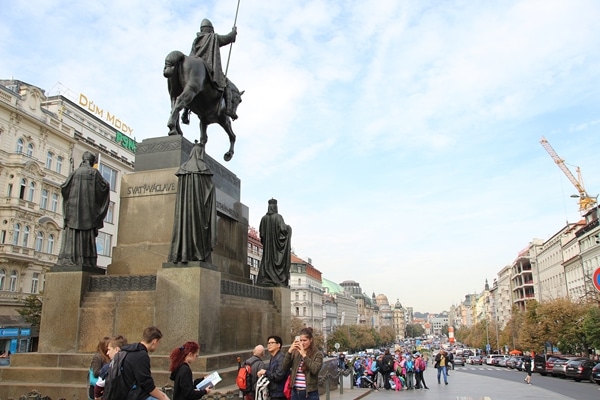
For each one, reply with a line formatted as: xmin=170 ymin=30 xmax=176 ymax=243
xmin=164 ymin=18 xmax=243 ymax=161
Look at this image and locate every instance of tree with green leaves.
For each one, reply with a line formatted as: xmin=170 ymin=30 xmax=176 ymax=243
xmin=16 ymin=294 xmax=43 ymax=327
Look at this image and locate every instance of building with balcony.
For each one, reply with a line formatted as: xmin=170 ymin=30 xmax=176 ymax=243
xmin=391 ymin=299 xmax=406 ymax=340
xmin=373 ymin=293 xmax=392 ymax=329
xmin=340 ymin=280 xmax=374 ymax=326
xmin=511 ymin=239 xmax=543 ymax=312
xmin=247 ymin=227 xmax=262 ymax=284
xmin=574 ymin=207 xmax=600 ymax=302
xmin=290 ymin=254 xmax=324 ymax=331
xmin=0 ymin=79 xmax=134 ymax=353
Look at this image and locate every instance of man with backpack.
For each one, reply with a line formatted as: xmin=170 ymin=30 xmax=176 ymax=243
xmin=414 ymin=352 xmax=429 ymax=390
xmin=105 ymin=326 xmax=169 ymax=400
xmin=241 ymin=345 xmax=265 ymax=400
xmin=380 ymin=350 xmax=394 ymax=390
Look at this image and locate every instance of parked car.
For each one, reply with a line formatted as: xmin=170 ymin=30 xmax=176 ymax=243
xmin=565 ymin=359 xmax=596 ymax=382
xmin=486 ymin=354 xmax=505 ymax=365
xmin=539 ymin=356 xmax=565 ymax=376
xmin=498 ymin=356 xmax=509 ymax=367
xmin=506 ymin=356 xmax=522 ymax=369
xmin=515 ymin=357 xmax=524 ymax=371
xmin=551 ymin=358 xmax=569 ymax=377
xmin=552 ymin=357 xmax=585 ymax=378
xmin=591 ymin=362 xmax=600 ymax=385
xmin=467 ymin=355 xmax=483 ymax=365
xmin=534 ymin=353 xmax=556 ymax=375
xmin=453 ymin=355 xmax=465 ymax=366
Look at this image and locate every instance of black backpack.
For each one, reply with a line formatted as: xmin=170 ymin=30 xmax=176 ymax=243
xmin=104 ymin=350 xmax=135 ymax=400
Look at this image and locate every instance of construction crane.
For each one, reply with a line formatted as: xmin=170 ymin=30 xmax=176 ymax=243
xmin=540 ymin=136 xmax=597 ymax=213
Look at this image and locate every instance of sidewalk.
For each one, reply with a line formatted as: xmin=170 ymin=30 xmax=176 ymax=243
xmin=320 ymin=368 xmax=576 ymax=400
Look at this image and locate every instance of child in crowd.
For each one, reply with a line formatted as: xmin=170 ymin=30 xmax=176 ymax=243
xmin=94 ymin=335 xmax=128 ymax=400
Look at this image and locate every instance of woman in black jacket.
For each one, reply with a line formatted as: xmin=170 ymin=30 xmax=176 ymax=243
xmin=169 ymin=341 xmax=212 ymax=400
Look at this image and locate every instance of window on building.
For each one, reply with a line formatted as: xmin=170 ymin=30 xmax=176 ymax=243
xmin=7 ymin=183 xmax=13 ymax=197
xmin=248 ymin=243 xmax=252 ymax=250
xmin=295 ymin=292 xmax=299 ymax=300
xmin=96 ymin=232 xmax=112 ymax=257
xmin=0 ymin=230 xmax=5 ymax=244
xmin=104 ymin=201 xmax=115 ymax=224
xmin=47 ymin=234 xmax=55 ymax=253
xmin=27 ymin=143 xmax=34 ymax=157
xmin=99 ymin=164 xmax=117 ymax=191
xmin=41 ymin=189 xmax=48 ymax=209
xmin=45 ymin=152 xmax=53 ymax=169
xmin=51 ymin=193 xmax=58 ymax=212
xmin=28 ymin=182 xmax=35 ymax=201
xmin=16 ymin=138 xmax=24 ymax=154
xmin=0 ymin=269 xmax=5 ymax=290
xmin=247 ymin=256 xmax=252 ymax=266
xmin=31 ymin=272 xmax=39 ymax=294
xmin=303 ymin=292 xmax=306 ymax=301
xmin=303 ymin=307 xmax=307 ymax=316
xmin=13 ymin=224 xmax=21 ymax=245
xmin=56 ymin=156 xmax=63 ymax=173
xmin=9 ymin=270 xmax=17 ymax=292
xmin=295 ymin=307 xmax=300 ymax=316
xmin=298 ymin=279 xmax=301 ymax=286
xmin=35 ymin=232 xmax=43 ymax=251
xmin=19 ymin=178 xmax=26 ymax=199
xmin=22 ymin=226 xmax=30 ymax=247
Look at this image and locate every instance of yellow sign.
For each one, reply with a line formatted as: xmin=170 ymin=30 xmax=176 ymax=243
xmin=78 ymin=93 xmax=134 ymax=135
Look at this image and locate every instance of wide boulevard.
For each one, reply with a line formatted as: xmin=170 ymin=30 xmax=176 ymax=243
xmin=332 ymin=364 xmax=598 ymax=400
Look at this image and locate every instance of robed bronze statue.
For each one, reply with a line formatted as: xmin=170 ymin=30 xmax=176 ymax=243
xmin=167 ymin=142 xmax=217 ymax=263
xmin=57 ymin=152 xmax=110 ymax=269
xmin=257 ymin=199 xmax=292 ymax=287
xmin=164 ymin=19 xmax=243 ymax=162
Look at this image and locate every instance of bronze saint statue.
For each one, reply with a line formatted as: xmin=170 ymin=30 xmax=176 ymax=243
xmin=188 ymin=18 xmax=240 ymax=120
xmin=164 ymin=19 xmax=243 ymax=162
xmin=57 ymin=151 xmax=110 ymax=269
xmin=257 ymin=199 xmax=292 ymax=287
xmin=168 ymin=142 xmax=217 ymax=263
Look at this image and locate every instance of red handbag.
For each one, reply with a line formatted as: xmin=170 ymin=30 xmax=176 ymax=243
xmin=283 ymin=375 xmax=292 ymax=400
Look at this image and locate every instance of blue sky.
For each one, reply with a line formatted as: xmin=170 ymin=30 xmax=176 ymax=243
xmin=2 ymin=0 xmax=600 ymax=313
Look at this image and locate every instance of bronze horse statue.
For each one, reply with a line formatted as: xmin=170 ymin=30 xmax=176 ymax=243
xmin=163 ymin=50 xmax=242 ymax=161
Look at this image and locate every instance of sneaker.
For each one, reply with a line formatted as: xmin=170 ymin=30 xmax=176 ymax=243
xmin=445 ymin=382 xmax=448 ymax=385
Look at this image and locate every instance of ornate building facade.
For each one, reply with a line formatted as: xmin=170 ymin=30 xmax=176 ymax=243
xmin=0 ymin=79 xmax=134 ymax=353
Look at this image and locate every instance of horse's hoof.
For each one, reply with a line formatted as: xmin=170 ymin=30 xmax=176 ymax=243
xmin=224 ymin=152 xmax=233 ymax=162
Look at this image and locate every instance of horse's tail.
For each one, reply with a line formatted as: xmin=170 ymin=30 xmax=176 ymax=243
xmin=163 ymin=50 xmax=185 ymax=78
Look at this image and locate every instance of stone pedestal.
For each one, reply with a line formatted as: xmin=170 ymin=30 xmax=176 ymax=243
xmin=38 ymin=270 xmax=100 ymax=353
xmin=108 ymin=135 xmax=250 ymax=283
xmin=155 ymin=262 xmax=221 ymax=353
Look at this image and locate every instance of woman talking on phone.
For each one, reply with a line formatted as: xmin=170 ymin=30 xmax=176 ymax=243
xmin=282 ymin=327 xmax=323 ymax=400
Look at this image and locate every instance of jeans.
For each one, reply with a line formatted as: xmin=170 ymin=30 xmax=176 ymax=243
xmin=291 ymin=389 xmax=318 ymax=400
xmin=437 ymin=366 xmax=448 ymax=383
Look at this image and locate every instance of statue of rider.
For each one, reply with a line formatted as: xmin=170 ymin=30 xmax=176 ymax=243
xmin=183 ymin=18 xmax=241 ymax=123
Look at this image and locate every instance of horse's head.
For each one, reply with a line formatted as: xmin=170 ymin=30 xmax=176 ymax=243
xmin=163 ymin=51 xmax=185 ymax=78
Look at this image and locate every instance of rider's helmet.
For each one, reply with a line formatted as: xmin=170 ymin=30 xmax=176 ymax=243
xmin=200 ymin=19 xmax=214 ymax=31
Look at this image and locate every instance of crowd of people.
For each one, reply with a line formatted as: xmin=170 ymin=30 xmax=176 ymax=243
xmin=88 ymin=326 xmax=322 ymax=400
xmin=343 ymin=348 xmax=457 ymax=391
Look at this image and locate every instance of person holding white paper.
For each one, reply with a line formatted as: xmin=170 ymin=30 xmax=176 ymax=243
xmin=169 ymin=341 xmax=212 ymax=400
